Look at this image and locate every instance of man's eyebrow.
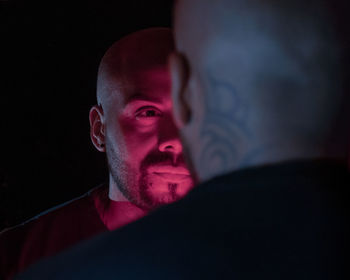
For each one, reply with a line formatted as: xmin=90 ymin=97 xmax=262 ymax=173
xmin=125 ymin=94 xmax=162 ymax=106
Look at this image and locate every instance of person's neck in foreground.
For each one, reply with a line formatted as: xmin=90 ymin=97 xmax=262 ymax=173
xmin=196 ymin=143 xmax=349 ymax=184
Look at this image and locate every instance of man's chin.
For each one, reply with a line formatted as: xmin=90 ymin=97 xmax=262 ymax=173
xmin=152 ymin=193 xmax=179 ymax=205
xmin=134 ymin=171 xmax=195 ymax=210
xmin=141 ymin=180 xmax=193 ymax=209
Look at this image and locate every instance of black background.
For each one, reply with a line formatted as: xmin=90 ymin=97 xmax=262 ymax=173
xmin=0 ymin=0 xmax=173 ymax=230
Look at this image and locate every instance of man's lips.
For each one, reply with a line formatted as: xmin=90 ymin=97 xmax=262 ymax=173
xmin=152 ymin=172 xmax=191 ymax=182
xmin=147 ymin=165 xmax=191 ymax=182
xmin=147 ymin=165 xmax=190 ymax=175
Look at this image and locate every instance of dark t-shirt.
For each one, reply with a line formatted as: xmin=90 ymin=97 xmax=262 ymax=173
xmin=16 ymin=160 xmax=350 ymax=280
xmin=0 ymin=185 xmax=108 ymax=280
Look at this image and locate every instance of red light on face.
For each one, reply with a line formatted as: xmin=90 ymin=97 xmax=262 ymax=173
xmin=96 ymin=28 xmax=195 ymax=211
xmin=105 ymin=68 xmax=194 ymax=210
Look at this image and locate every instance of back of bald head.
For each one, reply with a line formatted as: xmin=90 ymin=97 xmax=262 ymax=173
xmin=175 ymin=0 xmax=350 ymax=157
xmin=176 ymin=0 xmax=349 ymax=69
xmin=97 ymin=28 xmax=174 ymax=109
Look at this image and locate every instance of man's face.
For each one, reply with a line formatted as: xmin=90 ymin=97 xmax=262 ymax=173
xmin=104 ymin=65 xmax=194 ymax=210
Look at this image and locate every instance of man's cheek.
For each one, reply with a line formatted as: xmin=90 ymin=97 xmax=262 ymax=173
xmin=124 ymin=134 xmax=156 ymax=162
xmin=126 ymin=130 xmax=158 ymax=150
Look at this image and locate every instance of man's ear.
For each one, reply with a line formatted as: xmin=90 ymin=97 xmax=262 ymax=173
xmin=89 ymin=105 xmax=106 ymax=152
xmin=169 ymin=51 xmax=192 ymax=129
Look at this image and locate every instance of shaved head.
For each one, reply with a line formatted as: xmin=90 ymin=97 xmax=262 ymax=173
xmin=172 ymin=0 xmax=350 ymax=181
xmin=97 ymin=28 xmax=174 ymax=111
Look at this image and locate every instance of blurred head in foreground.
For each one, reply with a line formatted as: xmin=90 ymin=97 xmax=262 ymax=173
xmin=171 ymin=0 xmax=350 ymax=182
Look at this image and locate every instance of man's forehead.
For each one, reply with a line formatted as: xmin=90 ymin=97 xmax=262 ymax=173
xmin=110 ymin=66 xmax=171 ymax=106
xmin=97 ymin=28 xmax=175 ymax=108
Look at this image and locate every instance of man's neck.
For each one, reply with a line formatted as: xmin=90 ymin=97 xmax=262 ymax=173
xmin=196 ymin=141 xmax=349 ymax=184
xmin=93 ymin=178 xmax=148 ymax=231
xmin=108 ymin=174 xmax=129 ymax=201
xmin=97 ymin=199 xmax=147 ymax=231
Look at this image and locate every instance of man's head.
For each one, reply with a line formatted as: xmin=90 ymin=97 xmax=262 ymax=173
xmin=171 ymin=0 xmax=350 ymax=182
xmin=90 ymin=28 xmax=194 ymax=210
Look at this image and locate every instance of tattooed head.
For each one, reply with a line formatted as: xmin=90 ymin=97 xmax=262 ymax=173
xmin=171 ymin=0 xmax=350 ymax=182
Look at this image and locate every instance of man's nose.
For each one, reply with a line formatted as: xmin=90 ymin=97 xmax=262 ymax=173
xmin=158 ymin=137 xmax=183 ymax=154
xmin=158 ymin=117 xmax=183 ymax=155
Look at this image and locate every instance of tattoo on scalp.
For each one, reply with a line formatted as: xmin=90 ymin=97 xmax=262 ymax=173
xmin=199 ymin=70 xmax=251 ymax=178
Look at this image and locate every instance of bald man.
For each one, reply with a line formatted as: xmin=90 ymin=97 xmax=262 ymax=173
xmin=17 ymin=1 xmax=350 ymax=279
xmin=0 ymin=27 xmax=193 ymax=279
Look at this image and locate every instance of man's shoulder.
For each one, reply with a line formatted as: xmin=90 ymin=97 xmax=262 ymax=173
xmin=0 ymin=185 xmax=107 ymax=279
xmin=1 ymin=185 xmax=102 ymax=236
xmin=17 ymin=160 xmax=350 ymax=279
xmin=84 ymin=160 xmax=350 ymax=277
xmin=117 ymin=159 xmax=350 ymax=244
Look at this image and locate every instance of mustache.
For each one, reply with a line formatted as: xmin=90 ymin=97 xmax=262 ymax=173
xmin=140 ymin=151 xmax=187 ymax=170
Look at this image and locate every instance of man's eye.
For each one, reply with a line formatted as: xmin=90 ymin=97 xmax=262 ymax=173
xmin=135 ymin=107 xmax=162 ymax=120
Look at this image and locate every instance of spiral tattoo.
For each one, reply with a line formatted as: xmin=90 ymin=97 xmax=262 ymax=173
xmin=198 ymin=70 xmax=251 ymax=178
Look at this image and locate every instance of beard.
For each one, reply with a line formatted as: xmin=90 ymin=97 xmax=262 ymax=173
xmin=106 ymin=143 xmax=193 ymax=211
xmin=136 ymin=175 xmax=181 ymax=210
